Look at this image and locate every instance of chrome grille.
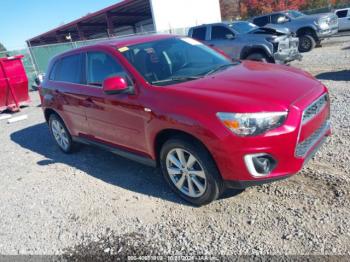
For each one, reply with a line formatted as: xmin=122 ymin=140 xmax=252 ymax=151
xmin=330 ymin=17 xmax=338 ymax=26
xmin=302 ymin=94 xmax=328 ymax=124
xmin=295 ymin=120 xmax=330 ymax=157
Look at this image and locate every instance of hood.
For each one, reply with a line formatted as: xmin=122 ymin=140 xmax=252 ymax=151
xmin=261 ymin=24 xmax=291 ymax=35
xmin=171 ymin=61 xmax=324 ymax=112
xmin=307 ymin=12 xmax=336 ymax=20
xmin=296 ymin=12 xmax=337 ymax=22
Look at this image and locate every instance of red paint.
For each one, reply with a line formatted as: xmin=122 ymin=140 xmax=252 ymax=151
xmin=103 ymin=76 xmax=128 ymax=94
xmin=0 ymin=55 xmax=30 ymax=112
xmin=40 ymin=35 xmax=331 ymax=183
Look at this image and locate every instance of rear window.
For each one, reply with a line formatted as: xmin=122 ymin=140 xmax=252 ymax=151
xmin=192 ymin=27 xmax=207 ymax=41
xmin=52 ymin=54 xmax=83 ymax=84
xmin=253 ymin=16 xmax=270 ymax=27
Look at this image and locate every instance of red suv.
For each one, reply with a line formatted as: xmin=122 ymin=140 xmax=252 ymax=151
xmin=39 ymin=35 xmax=331 ymax=206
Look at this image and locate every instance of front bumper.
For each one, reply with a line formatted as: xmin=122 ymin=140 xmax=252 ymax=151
xmin=274 ymin=49 xmax=302 ymax=64
xmin=274 ymin=37 xmax=302 ymax=64
xmin=209 ymin=89 xmax=331 ymax=188
xmin=224 ymin=134 xmax=328 ymax=189
xmin=317 ymin=27 xmax=339 ymax=39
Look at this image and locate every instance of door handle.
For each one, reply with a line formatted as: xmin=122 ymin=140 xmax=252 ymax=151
xmin=209 ymin=44 xmax=215 ymax=47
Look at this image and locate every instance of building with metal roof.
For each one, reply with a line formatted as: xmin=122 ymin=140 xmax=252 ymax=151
xmin=27 ymin=0 xmax=222 ymax=47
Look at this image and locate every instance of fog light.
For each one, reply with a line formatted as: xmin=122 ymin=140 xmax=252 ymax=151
xmin=244 ymin=154 xmax=277 ymax=177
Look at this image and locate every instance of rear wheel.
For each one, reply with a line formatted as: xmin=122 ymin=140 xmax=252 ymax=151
xmin=49 ymin=114 xmax=75 ymax=153
xmin=246 ymin=52 xmax=269 ymax=63
xmin=298 ymin=34 xmax=316 ymax=52
xmin=160 ymin=138 xmax=223 ymax=206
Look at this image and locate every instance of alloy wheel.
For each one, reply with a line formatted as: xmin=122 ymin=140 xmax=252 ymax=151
xmin=300 ymin=37 xmax=312 ymax=51
xmin=166 ymin=148 xmax=207 ymax=198
xmin=51 ymin=119 xmax=70 ymax=151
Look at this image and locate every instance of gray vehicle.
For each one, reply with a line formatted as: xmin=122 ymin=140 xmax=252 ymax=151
xmin=188 ymin=21 xmax=301 ymax=64
xmin=252 ymin=10 xmax=339 ymax=52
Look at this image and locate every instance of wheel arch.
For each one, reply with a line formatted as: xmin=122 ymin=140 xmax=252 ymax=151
xmin=240 ymin=46 xmax=274 ymax=62
xmin=296 ymin=27 xmax=318 ymax=39
xmin=44 ymin=108 xmax=61 ymax=123
xmin=154 ymin=129 xmax=217 ymax=168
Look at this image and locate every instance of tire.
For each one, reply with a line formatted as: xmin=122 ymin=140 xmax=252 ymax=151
xmin=298 ymin=34 xmax=316 ymax=52
xmin=246 ymin=52 xmax=269 ymax=63
xmin=160 ymin=138 xmax=223 ymax=206
xmin=49 ymin=114 xmax=75 ymax=153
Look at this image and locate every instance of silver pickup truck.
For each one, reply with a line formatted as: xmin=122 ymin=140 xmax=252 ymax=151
xmin=252 ymin=10 xmax=339 ymax=52
xmin=188 ymin=21 xmax=301 ymax=64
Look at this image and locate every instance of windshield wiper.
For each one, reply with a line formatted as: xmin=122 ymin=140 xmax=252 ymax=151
xmin=151 ymin=76 xmax=202 ymax=85
xmin=204 ymin=63 xmax=237 ymax=76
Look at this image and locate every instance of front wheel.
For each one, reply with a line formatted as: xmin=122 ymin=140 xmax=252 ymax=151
xmin=298 ymin=34 xmax=316 ymax=52
xmin=160 ymin=138 xmax=223 ymax=206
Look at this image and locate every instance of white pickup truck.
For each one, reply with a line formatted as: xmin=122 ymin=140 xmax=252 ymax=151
xmin=335 ymin=8 xmax=350 ymax=31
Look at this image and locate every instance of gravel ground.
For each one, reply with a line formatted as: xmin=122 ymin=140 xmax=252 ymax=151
xmin=0 ymin=36 xmax=349 ymax=258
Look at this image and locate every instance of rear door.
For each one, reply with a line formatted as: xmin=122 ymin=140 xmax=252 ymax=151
xmin=48 ymin=53 xmax=89 ymax=136
xmin=336 ymin=9 xmax=350 ymax=31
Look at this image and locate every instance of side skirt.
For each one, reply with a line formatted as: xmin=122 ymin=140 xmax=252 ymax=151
xmin=73 ymin=136 xmax=157 ymax=167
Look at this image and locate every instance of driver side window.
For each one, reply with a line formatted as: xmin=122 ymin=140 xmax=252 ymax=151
xmin=211 ymin=26 xmax=234 ymax=40
xmin=271 ymin=14 xmax=289 ymax=24
xmin=86 ymin=52 xmax=125 ymax=86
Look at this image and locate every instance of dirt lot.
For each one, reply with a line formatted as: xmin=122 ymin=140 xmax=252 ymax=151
xmin=0 ymin=36 xmax=349 ymax=257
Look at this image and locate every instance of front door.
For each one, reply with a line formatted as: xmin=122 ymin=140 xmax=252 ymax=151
xmin=82 ymin=51 xmax=148 ymax=154
xmin=207 ymin=25 xmax=239 ymax=59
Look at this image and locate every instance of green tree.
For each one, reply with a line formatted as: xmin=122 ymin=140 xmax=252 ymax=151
xmin=0 ymin=42 xmax=6 ymax=52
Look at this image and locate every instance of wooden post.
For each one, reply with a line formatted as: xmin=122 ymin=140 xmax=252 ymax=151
xmin=77 ymin=23 xmax=86 ymax=40
xmin=106 ymin=12 xmax=114 ymax=37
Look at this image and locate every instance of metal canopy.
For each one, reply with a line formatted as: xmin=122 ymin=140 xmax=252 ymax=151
xmin=27 ymin=0 xmax=152 ymax=46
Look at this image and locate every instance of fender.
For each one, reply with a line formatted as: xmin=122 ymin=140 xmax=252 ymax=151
xmin=240 ymin=45 xmax=274 ymax=61
xmin=296 ymin=26 xmax=317 ymax=37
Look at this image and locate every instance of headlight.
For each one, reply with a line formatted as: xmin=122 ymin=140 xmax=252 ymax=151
xmin=217 ymin=112 xmax=288 ymax=136
xmin=266 ymin=36 xmax=277 ymax=43
xmin=316 ymin=18 xmax=330 ymax=29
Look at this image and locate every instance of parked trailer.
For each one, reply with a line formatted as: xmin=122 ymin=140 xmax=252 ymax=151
xmin=0 ymin=55 xmax=30 ymax=112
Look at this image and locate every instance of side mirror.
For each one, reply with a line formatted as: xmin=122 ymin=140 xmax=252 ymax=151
xmin=102 ymin=76 xmax=131 ymax=95
xmin=226 ymin=34 xmax=235 ymax=40
xmin=277 ymin=16 xmax=289 ymax=24
xmin=32 ymin=73 xmax=45 ymax=91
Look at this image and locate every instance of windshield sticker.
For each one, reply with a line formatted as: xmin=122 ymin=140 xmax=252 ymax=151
xmin=181 ymin=38 xmax=202 ymax=45
xmin=118 ymin=46 xmax=129 ymax=52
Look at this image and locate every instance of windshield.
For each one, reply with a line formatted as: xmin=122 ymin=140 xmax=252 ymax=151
xmin=286 ymin=10 xmax=305 ymax=18
xmin=229 ymin=22 xmax=258 ymax=34
xmin=119 ymin=37 xmax=233 ymax=86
